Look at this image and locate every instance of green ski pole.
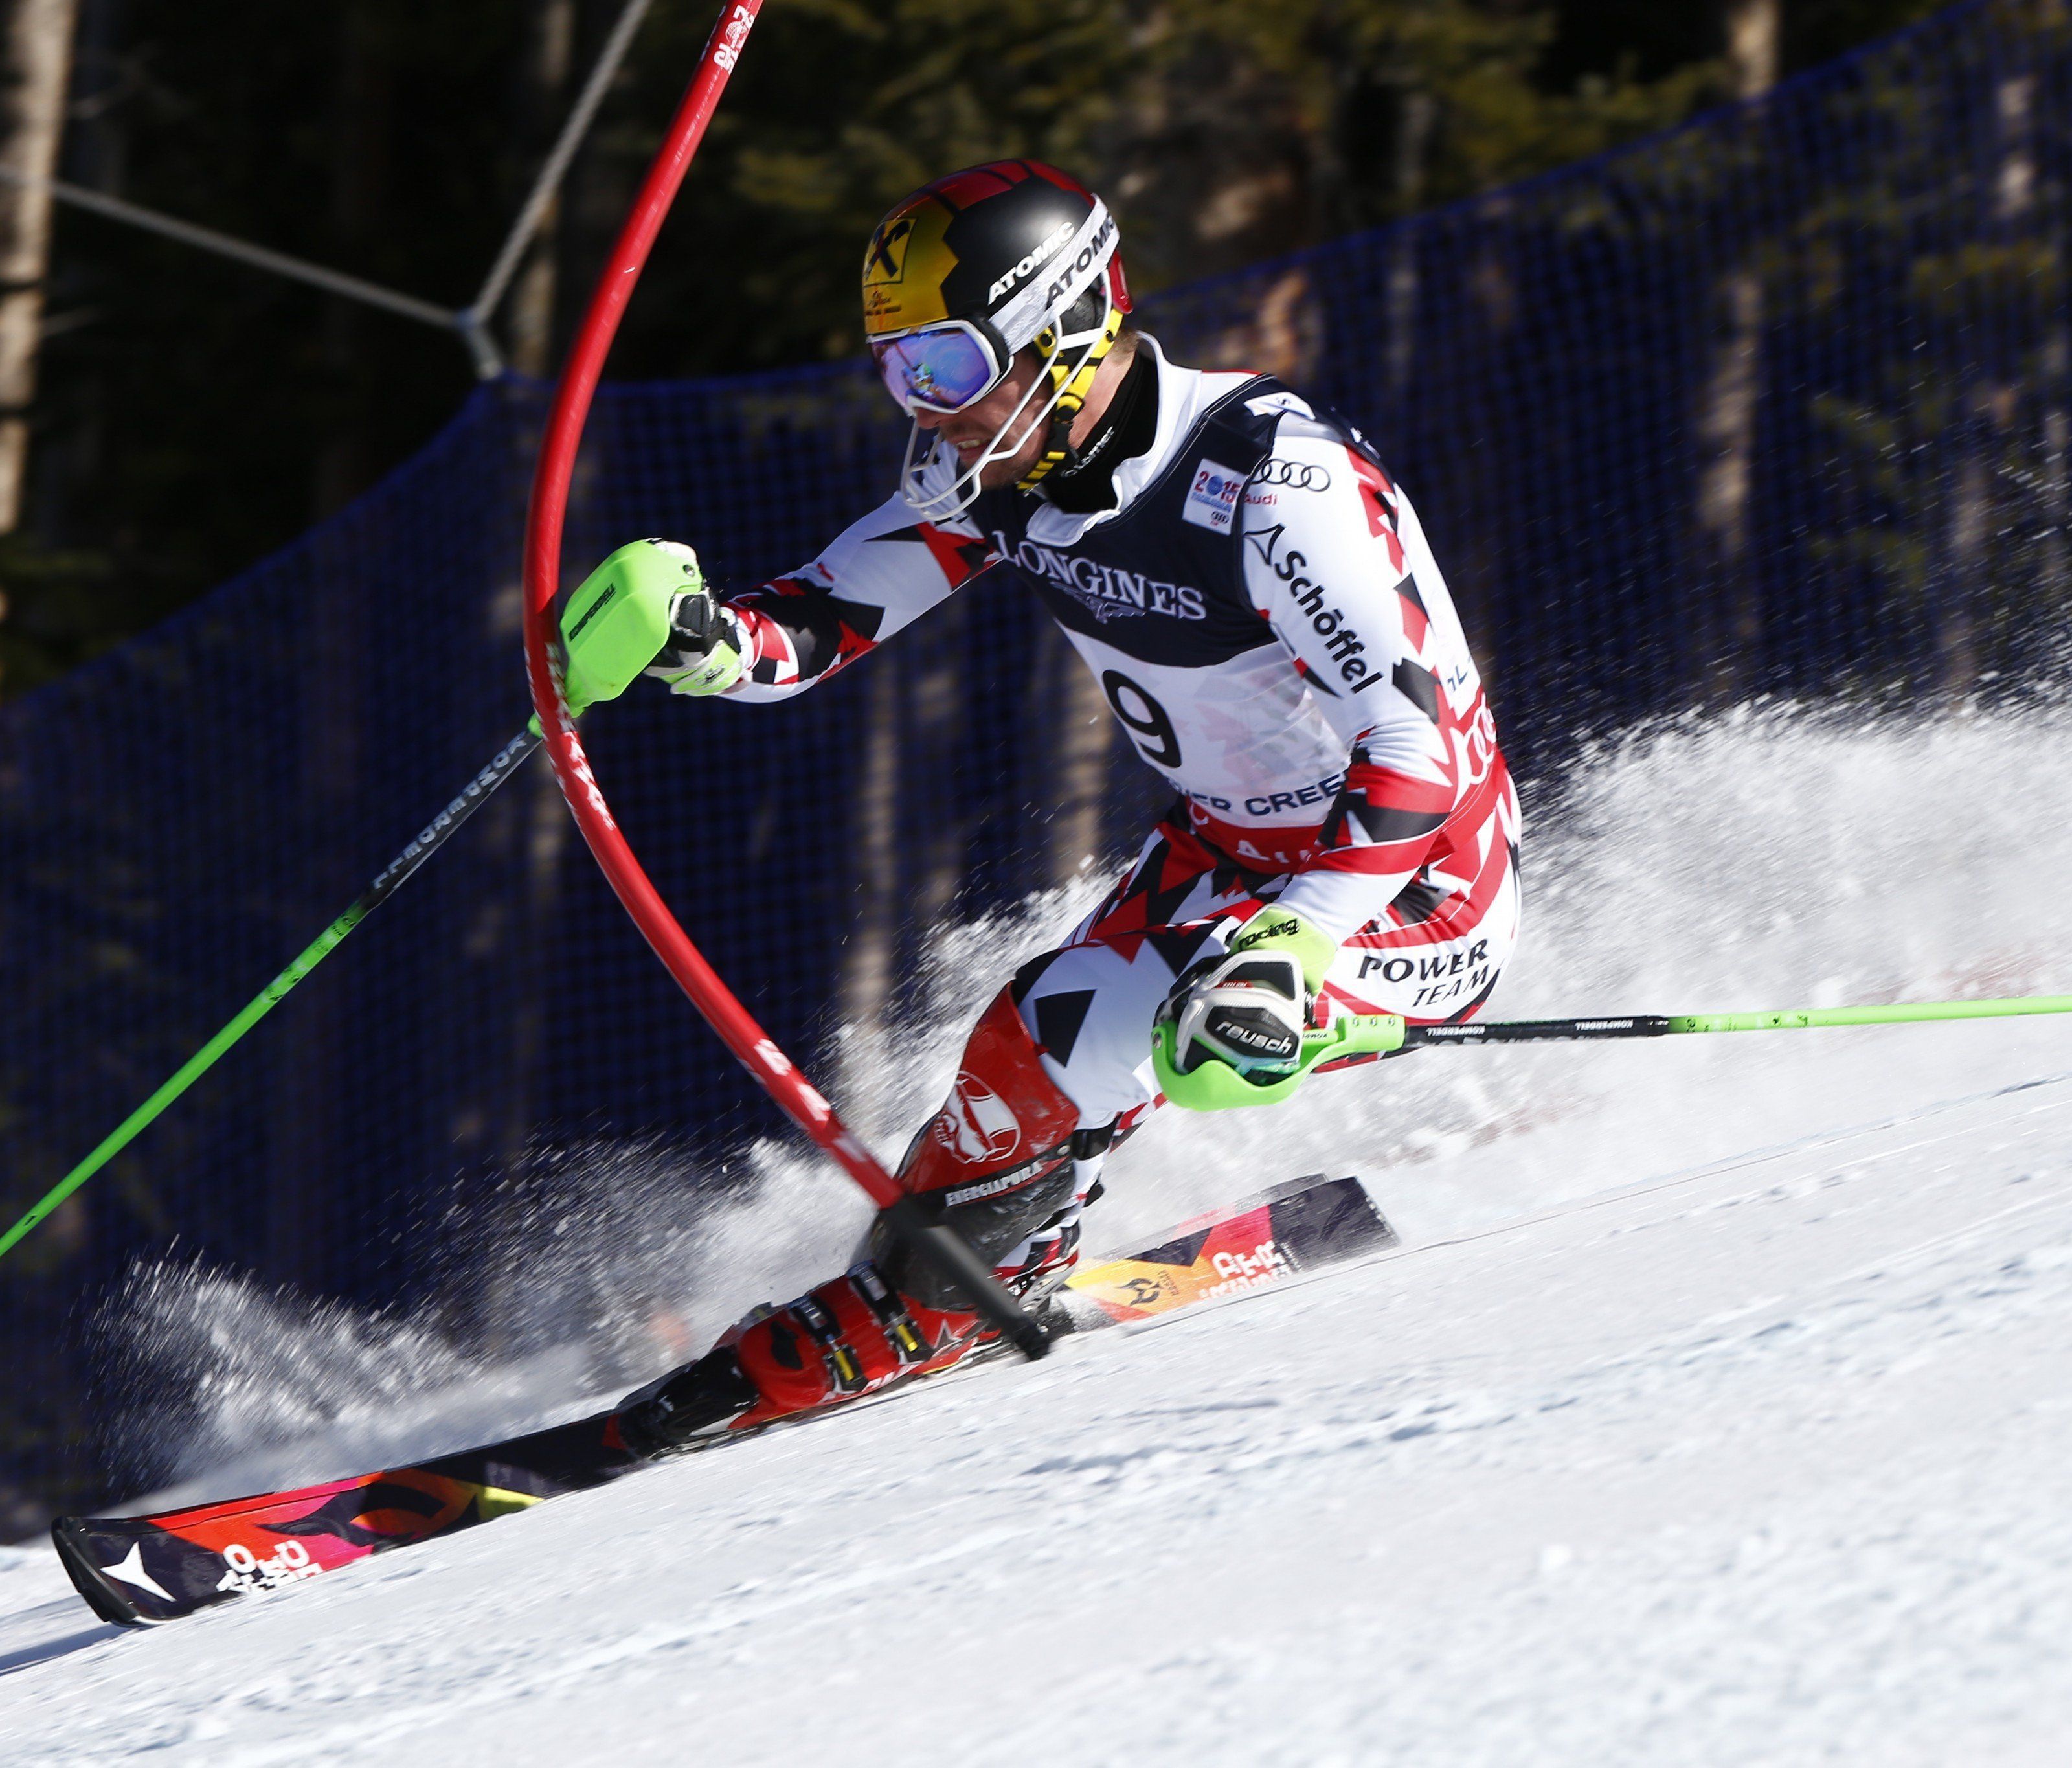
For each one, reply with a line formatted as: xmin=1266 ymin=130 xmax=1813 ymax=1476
xmin=1158 ymin=993 xmax=2072 ymax=1110
xmin=1401 ymin=995 xmax=2072 ymax=1046
xmin=0 ymin=539 xmax=692 ymax=1264
xmin=0 ymin=726 xmax=541 ymax=1263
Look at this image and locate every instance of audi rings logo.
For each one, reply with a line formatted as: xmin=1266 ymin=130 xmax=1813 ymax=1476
xmin=1251 ymin=460 xmax=1332 ymax=492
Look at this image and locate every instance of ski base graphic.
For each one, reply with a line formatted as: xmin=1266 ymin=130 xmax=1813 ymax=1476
xmin=54 ymin=1410 xmax=644 ymax=1627
xmin=1062 ymin=1172 xmax=1396 ymax=1324
xmin=56 ymin=1173 xmax=1393 ymax=1626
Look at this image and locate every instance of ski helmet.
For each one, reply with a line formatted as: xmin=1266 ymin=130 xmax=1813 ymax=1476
xmin=862 ymin=160 xmax=1131 ymax=517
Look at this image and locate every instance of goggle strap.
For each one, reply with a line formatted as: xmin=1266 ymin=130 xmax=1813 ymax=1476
xmin=972 ymin=313 xmax=1012 ymax=369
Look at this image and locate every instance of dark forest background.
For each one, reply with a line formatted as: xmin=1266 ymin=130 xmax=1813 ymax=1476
xmin=0 ymin=0 xmax=1937 ymax=699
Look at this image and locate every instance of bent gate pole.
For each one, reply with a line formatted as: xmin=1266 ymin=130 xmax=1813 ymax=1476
xmin=517 ymin=3 xmax=1048 ymax=1358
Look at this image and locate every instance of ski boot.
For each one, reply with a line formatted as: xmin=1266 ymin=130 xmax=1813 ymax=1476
xmin=616 ymin=987 xmax=1107 ymax=1453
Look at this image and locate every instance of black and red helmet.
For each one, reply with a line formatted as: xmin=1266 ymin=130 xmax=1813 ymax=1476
xmin=862 ymin=159 xmax=1129 ymax=350
xmin=862 ymin=161 xmax=1132 ymax=513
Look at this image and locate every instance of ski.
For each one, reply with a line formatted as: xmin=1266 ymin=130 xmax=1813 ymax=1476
xmin=1059 ymin=1170 xmax=1396 ymax=1327
xmin=54 ymin=1173 xmax=1393 ymax=1626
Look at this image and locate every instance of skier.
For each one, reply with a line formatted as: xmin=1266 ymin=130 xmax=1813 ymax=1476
xmin=609 ymin=159 xmax=1519 ymax=1451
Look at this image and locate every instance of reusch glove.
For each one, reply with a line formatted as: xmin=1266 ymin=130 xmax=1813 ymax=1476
xmin=644 ymin=585 xmax=745 ymax=697
xmin=1155 ymin=905 xmax=1338 ymax=1093
xmin=1224 ymin=905 xmax=1336 ymax=993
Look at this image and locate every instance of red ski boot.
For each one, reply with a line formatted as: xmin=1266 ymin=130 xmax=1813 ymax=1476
xmin=616 ymin=988 xmax=1096 ymax=1451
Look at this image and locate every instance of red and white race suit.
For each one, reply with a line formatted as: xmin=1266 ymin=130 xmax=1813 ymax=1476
xmin=681 ymin=336 xmax=1520 ymax=1420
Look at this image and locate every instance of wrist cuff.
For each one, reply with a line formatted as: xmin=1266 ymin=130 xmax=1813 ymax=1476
xmin=1228 ymin=906 xmax=1337 ymax=993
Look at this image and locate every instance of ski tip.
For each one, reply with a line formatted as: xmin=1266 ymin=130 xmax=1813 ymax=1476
xmin=50 ymin=1518 xmax=153 ymax=1628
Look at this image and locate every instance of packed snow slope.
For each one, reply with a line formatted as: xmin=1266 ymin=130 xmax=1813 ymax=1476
xmin=5 ymin=704 xmax=2072 ymax=1765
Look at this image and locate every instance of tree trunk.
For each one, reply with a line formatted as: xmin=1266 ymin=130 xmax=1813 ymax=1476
xmin=506 ymin=0 xmax=578 ymax=377
xmin=2037 ymin=14 xmax=2071 ymax=628
xmin=478 ymin=0 xmax=582 ymax=1326
xmin=1721 ymin=0 xmax=1779 ymax=99
xmin=311 ymin=3 xmax=391 ymax=519
xmin=32 ymin=0 xmax=120 ymax=549
xmin=271 ymin=3 xmax=388 ymax=1287
xmin=1695 ymin=264 xmax=1763 ymax=703
xmin=553 ymin=1 xmax=639 ymax=371
xmin=1383 ymin=87 xmax=1436 ymax=400
xmin=1939 ymin=68 xmax=2042 ymax=701
xmin=1458 ymin=190 xmax=1518 ymax=704
xmin=1940 ymin=401 xmax=1987 ymax=698
xmin=837 ymin=658 xmax=903 ymax=1131
xmin=2044 ymin=326 xmax=2068 ymax=626
xmin=0 ymin=0 xmax=80 ymax=534
xmin=1691 ymin=0 xmax=1777 ymax=705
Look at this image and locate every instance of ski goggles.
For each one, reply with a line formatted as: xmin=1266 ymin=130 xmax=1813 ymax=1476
xmin=870 ymin=320 xmax=1011 ymax=416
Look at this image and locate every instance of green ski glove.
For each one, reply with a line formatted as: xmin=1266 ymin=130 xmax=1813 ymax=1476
xmin=1224 ymin=904 xmax=1338 ymax=993
xmin=644 ymin=583 xmax=745 ymax=697
xmin=1152 ymin=905 xmax=1344 ymax=1112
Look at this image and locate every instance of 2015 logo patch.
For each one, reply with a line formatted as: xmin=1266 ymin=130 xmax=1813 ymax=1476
xmin=1184 ymin=458 xmax=1248 ymax=534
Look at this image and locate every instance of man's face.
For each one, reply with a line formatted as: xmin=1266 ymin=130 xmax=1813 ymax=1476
xmin=911 ymin=352 xmax=1050 ymax=492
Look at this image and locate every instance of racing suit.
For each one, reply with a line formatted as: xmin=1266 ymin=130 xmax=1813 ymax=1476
xmin=651 ymin=335 xmax=1518 ymax=1429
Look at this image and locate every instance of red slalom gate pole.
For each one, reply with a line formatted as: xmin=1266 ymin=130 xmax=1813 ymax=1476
xmin=519 ymin=2 xmax=1048 ymax=1358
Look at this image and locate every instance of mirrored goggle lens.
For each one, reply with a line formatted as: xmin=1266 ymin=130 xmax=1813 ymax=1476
xmin=871 ymin=328 xmax=1001 ymax=413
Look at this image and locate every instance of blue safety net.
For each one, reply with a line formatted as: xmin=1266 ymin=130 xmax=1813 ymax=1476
xmin=2 ymin=0 xmax=2068 ymax=1524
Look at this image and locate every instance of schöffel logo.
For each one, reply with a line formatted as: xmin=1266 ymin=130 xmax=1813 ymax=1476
xmin=1183 ymin=458 xmax=1248 ymax=534
xmin=1245 ymin=523 xmax=1390 ymax=692
xmin=991 ymin=529 xmax=1207 ymax=622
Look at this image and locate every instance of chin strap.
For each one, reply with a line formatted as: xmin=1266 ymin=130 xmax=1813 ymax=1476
xmin=1017 ymin=299 xmax=1127 ymax=493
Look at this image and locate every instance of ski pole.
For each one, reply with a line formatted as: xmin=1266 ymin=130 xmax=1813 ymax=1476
xmin=1399 ymin=994 xmax=2072 ymax=1047
xmin=513 ymin=1 xmax=1049 ymax=1361
xmin=0 ymin=726 xmax=541 ymax=1264
xmin=1160 ymin=993 xmax=2072 ymax=1110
